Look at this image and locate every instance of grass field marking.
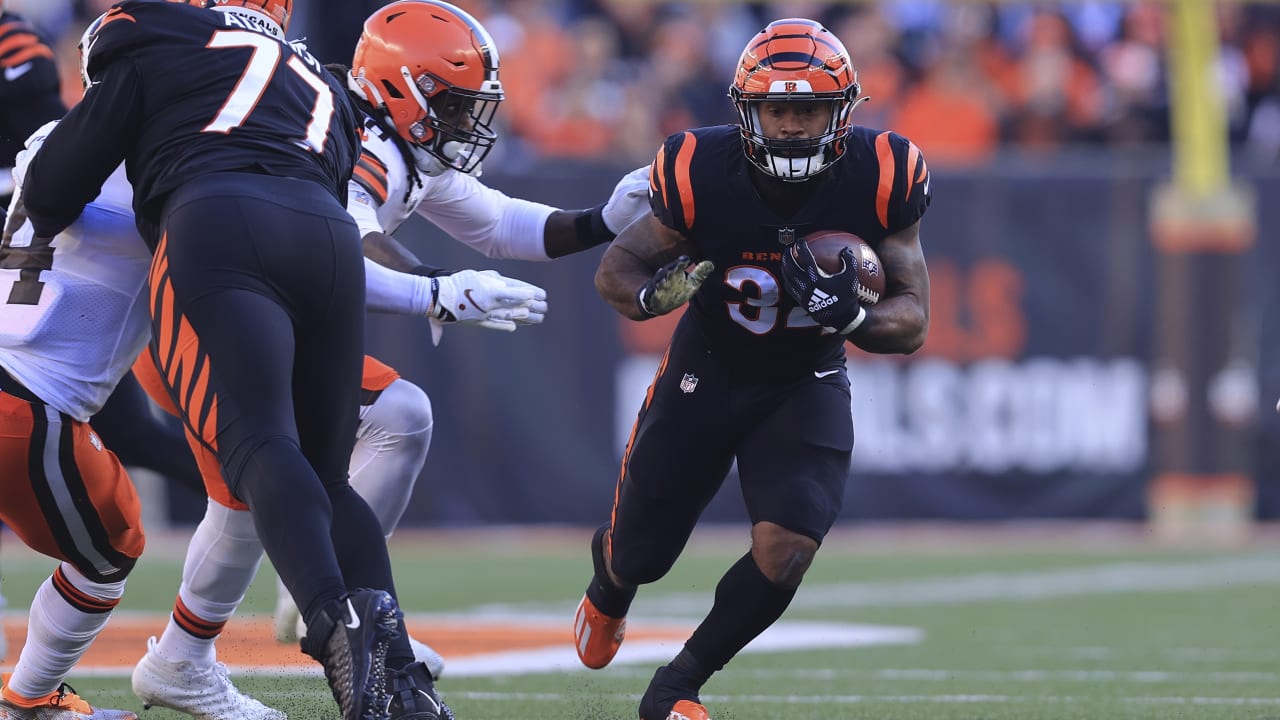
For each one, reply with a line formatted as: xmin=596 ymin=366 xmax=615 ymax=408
xmin=671 ymin=554 xmax=1280 ymax=613
xmin=1 ymin=614 xmax=919 ymax=678
xmin=454 ymin=554 xmax=1280 ymax=618
xmin=357 ymin=690 xmax=1280 ymax=707
xmin=1027 ymin=645 xmax=1280 ymax=663
xmin=601 ymin=667 xmax=1280 ymax=683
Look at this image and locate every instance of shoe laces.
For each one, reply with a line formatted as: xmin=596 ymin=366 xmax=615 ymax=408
xmin=49 ymin=683 xmax=93 ymax=713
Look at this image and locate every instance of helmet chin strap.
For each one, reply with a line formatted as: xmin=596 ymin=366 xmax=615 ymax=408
xmin=411 ymin=141 xmax=482 ymax=177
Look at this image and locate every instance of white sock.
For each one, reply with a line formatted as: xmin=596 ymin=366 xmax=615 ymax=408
xmin=349 ymin=379 xmax=433 ymax=536
xmin=7 ymin=564 xmax=124 ymax=699
xmin=154 ymin=499 xmax=263 ymax=665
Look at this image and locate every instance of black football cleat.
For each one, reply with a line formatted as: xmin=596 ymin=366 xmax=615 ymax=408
xmin=637 ymin=665 xmax=713 ymax=720
xmin=302 ymin=589 xmax=400 ymax=720
xmin=385 ymin=661 xmax=455 ymax=720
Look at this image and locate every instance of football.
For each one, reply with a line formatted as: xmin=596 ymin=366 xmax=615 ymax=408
xmin=802 ymin=230 xmax=886 ymax=305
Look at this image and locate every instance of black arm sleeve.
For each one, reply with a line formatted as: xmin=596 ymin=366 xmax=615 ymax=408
xmin=22 ymin=60 xmax=142 ymax=238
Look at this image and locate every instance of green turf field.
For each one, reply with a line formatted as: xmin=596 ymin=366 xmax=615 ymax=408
xmin=1 ymin=525 xmax=1277 ymax=719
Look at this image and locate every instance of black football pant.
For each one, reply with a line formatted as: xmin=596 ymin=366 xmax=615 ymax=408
xmin=608 ymin=319 xmax=854 ymax=586
xmin=149 ymin=172 xmax=400 ymax=627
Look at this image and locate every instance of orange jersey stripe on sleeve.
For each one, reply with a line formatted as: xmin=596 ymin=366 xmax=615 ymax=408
xmin=352 ymin=164 xmax=389 ymax=204
xmin=2 ymin=44 xmax=53 ymax=67
xmin=672 ymin=132 xmax=697 ymax=230
xmin=359 ymin=150 xmax=388 ymax=177
xmin=652 ymin=144 xmax=669 ymax=210
xmin=904 ymin=142 xmax=920 ymax=202
xmin=0 ymin=29 xmax=52 ymax=67
xmin=874 ymin=132 xmax=896 ymax=230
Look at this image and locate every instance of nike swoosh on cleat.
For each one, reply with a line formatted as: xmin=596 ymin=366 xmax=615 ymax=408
xmin=463 ymin=288 xmax=490 ymax=312
xmin=4 ymin=63 xmax=33 ymax=81
xmin=814 ymin=369 xmax=841 ymax=378
xmin=344 ymin=599 xmax=361 ymax=629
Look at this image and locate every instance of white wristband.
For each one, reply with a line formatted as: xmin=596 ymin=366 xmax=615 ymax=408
xmin=837 ymin=306 xmax=868 ymax=336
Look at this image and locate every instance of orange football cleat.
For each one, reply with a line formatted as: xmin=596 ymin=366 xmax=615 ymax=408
xmin=0 ymin=673 xmax=137 ymax=719
xmin=656 ymin=700 xmax=713 ymax=720
xmin=573 ymin=593 xmax=627 ymax=669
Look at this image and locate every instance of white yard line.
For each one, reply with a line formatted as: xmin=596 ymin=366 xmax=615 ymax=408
xmin=381 ymin=691 xmax=1280 ymax=706
xmin=456 ymin=554 xmax=1280 ymax=618
xmin=601 ymin=667 xmax=1280 ymax=683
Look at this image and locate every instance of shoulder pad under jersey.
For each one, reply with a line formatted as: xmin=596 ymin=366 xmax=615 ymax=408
xmin=82 ymin=1 xmax=204 ymax=85
xmin=867 ymin=129 xmax=930 ymax=233
xmin=648 ymin=127 xmax=737 ymax=236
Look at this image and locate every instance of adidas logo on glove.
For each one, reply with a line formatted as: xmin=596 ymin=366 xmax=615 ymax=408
xmin=808 ymin=288 xmax=838 ymax=313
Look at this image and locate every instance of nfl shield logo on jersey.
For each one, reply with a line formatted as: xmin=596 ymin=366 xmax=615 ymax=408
xmin=679 ymin=373 xmax=699 ymax=394
xmin=777 ymin=227 xmax=797 ymax=245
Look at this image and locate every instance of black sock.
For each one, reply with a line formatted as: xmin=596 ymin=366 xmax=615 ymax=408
xmin=584 ymin=524 xmax=637 ymax=618
xmin=327 ymin=484 xmax=414 ymax=668
xmin=682 ymin=552 xmax=796 ymax=683
xmin=237 ymin=439 xmax=345 ymax=625
xmin=666 ymin=648 xmax=713 ymax=689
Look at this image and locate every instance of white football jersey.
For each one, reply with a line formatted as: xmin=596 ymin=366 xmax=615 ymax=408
xmin=0 ymin=124 xmax=151 ymax=422
xmin=344 ymin=112 xmax=553 ymax=260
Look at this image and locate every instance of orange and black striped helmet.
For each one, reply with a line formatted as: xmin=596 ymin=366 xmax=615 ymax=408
xmin=191 ymin=0 xmax=293 ymax=37
xmin=351 ymin=0 xmax=503 ymax=177
xmin=729 ymin=18 xmax=864 ymax=182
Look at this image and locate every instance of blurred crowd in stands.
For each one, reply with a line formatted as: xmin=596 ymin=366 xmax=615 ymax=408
xmin=14 ymin=0 xmax=1280 ymax=168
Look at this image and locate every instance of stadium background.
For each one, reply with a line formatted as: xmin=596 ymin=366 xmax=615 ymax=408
xmin=8 ymin=0 xmax=1280 ymax=535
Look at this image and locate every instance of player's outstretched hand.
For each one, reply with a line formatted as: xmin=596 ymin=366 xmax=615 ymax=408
xmin=780 ymin=241 xmax=866 ymax=335
xmin=637 ymin=255 xmax=714 ymax=317
xmin=429 ymin=269 xmax=549 ymax=342
xmin=602 ymin=165 xmax=652 ymax=235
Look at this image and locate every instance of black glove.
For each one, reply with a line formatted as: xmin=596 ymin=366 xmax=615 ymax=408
xmin=779 ymin=241 xmax=867 ymax=335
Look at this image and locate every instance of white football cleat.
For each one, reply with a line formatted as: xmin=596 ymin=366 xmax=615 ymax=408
xmin=132 ymin=637 xmax=285 ymax=720
xmin=272 ymin=575 xmax=299 ymax=644
xmin=410 ymin=636 xmax=447 ymax=681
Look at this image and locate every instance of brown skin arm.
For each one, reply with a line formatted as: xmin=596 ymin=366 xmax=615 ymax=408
xmin=362 ymin=230 xmax=428 ymax=272
xmin=850 ymin=220 xmax=930 ymax=354
xmin=595 ymin=214 xmax=699 ymax=321
xmin=363 ymin=207 xmax=603 ymax=270
xmin=543 ymin=209 xmax=599 ymax=259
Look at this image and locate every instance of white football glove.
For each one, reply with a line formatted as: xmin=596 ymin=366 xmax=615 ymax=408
xmin=602 ymin=165 xmax=653 ymax=235
xmin=428 ymin=269 xmax=549 ymax=345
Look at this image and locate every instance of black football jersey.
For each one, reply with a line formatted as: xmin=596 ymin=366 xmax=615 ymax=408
xmin=21 ymin=1 xmax=360 ymax=241
xmin=0 ymin=11 xmax=64 ymax=171
xmin=649 ymin=124 xmax=930 ymax=380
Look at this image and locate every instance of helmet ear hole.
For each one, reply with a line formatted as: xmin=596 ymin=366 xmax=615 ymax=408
xmin=381 ymin=79 xmax=404 ymax=100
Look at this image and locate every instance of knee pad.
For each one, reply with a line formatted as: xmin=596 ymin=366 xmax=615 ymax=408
xmin=358 ymin=379 xmax=434 ymax=443
xmin=350 ymin=380 xmax=433 ymax=535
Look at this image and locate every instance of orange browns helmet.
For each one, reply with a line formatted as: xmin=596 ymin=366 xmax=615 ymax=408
xmin=729 ymin=18 xmax=865 ymax=182
xmin=189 ymin=0 xmax=293 ymax=38
xmin=351 ymin=0 xmax=502 ymax=177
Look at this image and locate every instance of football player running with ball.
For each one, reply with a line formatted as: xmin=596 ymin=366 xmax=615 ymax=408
xmin=576 ymin=18 xmax=932 ymax=720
